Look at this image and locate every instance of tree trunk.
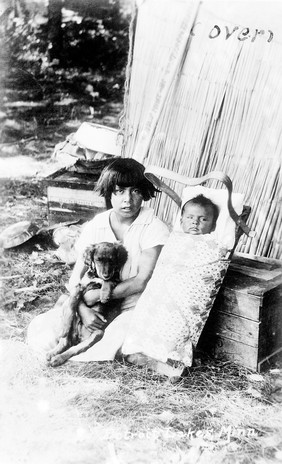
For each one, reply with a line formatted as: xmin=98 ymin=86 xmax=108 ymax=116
xmin=48 ymin=0 xmax=63 ymax=62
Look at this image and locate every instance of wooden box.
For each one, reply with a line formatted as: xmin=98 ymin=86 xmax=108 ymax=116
xmin=45 ymin=159 xmax=113 ymax=225
xmin=198 ymin=253 xmax=282 ymax=371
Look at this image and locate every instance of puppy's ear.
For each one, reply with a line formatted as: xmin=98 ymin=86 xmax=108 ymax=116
xmin=115 ymin=243 xmax=128 ymax=268
xmin=83 ymin=245 xmax=96 ymax=267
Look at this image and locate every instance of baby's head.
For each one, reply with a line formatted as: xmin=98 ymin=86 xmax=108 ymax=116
xmin=180 ymin=194 xmax=219 ymax=235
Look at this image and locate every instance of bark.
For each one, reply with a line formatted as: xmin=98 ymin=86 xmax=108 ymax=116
xmin=48 ymin=0 xmax=63 ymax=61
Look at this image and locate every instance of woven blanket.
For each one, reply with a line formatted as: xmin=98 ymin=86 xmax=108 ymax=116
xmin=122 ymin=231 xmax=230 ymax=366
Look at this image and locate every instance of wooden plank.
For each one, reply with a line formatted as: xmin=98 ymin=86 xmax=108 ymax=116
xmin=45 ymin=160 xmax=112 ymax=226
xmin=47 ymin=201 xmax=105 ymax=225
xmin=230 ymin=263 xmax=282 ymax=281
xmin=47 ymin=186 xmax=106 ymax=208
xmin=47 ymin=209 xmax=91 ymax=226
xmin=45 ymin=159 xmax=113 ymax=188
xmin=205 ymin=310 xmax=260 ymax=347
xmin=47 ymin=203 xmax=104 ymax=215
xmin=212 ymin=336 xmax=259 ymax=371
xmin=221 ymin=264 xmax=282 ymax=297
xmin=250 ymin=275 xmax=282 ymax=295
xmin=197 ymin=332 xmax=259 ymax=371
xmin=231 ymin=252 xmax=282 ymax=271
xmin=232 ymin=253 xmax=282 ymax=267
xmin=221 ymin=272 xmax=264 ymax=296
xmin=47 ymin=172 xmax=99 ymax=190
xmin=199 ymin=254 xmax=282 ymax=371
xmin=230 ymin=253 xmax=282 ymax=281
xmin=214 ymin=285 xmax=261 ymax=321
xmin=258 ymin=284 xmax=282 ymax=362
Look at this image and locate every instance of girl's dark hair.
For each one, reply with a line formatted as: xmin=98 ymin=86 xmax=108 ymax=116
xmin=182 ymin=194 xmax=220 ymax=227
xmin=95 ymin=157 xmax=157 ymax=201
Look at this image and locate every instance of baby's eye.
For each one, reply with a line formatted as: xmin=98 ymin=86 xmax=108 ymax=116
xmin=132 ymin=188 xmax=142 ymax=195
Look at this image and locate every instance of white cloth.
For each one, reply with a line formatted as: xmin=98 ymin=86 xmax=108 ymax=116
xmin=26 ymin=207 xmax=169 ymax=362
xmin=68 ymin=206 xmax=169 ymax=361
xmin=72 ymin=310 xmax=134 ymax=361
xmin=73 ymin=206 xmax=169 ymax=311
xmin=122 ymin=231 xmax=230 ymax=367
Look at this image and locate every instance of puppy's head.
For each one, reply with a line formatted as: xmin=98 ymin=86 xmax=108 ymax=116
xmin=83 ymin=242 xmax=128 ymax=280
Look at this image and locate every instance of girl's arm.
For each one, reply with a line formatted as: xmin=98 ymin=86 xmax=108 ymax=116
xmin=68 ymin=254 xmax=103 ymax=331
xmin=111 ymin=245 xmax=163 ymax=300
xmin=68 ymin=254 xmax=87 ymax=290
xmin=68 ymin=244 xmax=163 ymax=331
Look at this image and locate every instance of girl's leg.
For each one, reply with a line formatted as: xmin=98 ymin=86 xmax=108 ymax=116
xmin=26 ymin=295 xmax=68 ymax=356
xmin=70 ymin=310 xmax=133 ymax=362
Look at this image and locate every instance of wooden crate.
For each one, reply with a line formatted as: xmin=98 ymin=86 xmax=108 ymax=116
xmin=198 ymin=253 xmax=282 ymax=371
xmin=45 ymin=159 xmax=113 ymax=225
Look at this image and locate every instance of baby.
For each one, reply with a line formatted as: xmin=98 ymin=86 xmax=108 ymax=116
xmin=180 ymin=194 xmax=219 ymax=235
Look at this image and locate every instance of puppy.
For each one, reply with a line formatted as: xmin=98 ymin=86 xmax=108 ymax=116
xmin=46 ymin=242 xmax=128 ymax=366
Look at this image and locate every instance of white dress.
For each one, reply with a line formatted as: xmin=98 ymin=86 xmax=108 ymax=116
xmin=26 ymin=206 xmax=169 ymax=361
xmin=72 ymin=206 xmax=169 ymax=312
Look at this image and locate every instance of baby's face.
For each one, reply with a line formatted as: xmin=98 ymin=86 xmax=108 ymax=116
xmin=181 ymin=203 xmax=215 ymax=235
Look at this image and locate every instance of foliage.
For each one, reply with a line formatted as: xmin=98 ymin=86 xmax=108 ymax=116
xmin=60 ymin=9 xmax=130 ymax=71
xmin=0 ymin=14 xmax=48 ymax=75
xmin=0 ymin=1 xmax=130 ymax=136
xmin=1 ymin=173 xmax=282 ymax=464
xmin=0 ymin=1 xmax=130 ymax=76
xmin=2 ymin=4 xmax=282 ymax=463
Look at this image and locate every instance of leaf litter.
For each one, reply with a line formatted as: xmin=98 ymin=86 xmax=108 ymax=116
xmin=1 ymin=170 xmax=282 ymax=464
xmin=1 ymin=74 xmax=282 ymax=464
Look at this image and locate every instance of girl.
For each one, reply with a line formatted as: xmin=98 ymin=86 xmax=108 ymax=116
xmin=27 ymin=158 xmax=169 ymax=361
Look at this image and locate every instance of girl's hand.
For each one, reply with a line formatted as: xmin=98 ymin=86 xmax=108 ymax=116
xmin=77 ymin=299 xmax=106 ymax=331
xmin=82 ymin=288 xmax=100 ymax=307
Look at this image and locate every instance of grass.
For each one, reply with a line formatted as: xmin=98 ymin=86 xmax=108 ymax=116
xmin=0 ymin=119 xmax=282 ymax=464
xmin=1 ymin=337 xmax=282 ymax=464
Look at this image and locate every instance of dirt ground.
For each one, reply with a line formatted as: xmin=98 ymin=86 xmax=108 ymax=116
xmin=1 ymin=62 xmax=282 ymax=464
xmin=1 ymin=130 xmax=282 ymax=464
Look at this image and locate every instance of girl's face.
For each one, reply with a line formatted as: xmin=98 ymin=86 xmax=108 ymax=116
xmin=181 ymin=203 xmax=215 ymax=235
xmin=110 ymin=186 xmax=144 ymax=220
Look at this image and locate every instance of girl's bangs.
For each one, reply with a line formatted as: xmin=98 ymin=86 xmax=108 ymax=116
xmin=114 ymin=170 xmax=144 ymax=188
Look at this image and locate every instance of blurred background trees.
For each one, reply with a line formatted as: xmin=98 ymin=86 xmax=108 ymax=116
xmin=1 ymin=0 xmax=131 ymax=84
xmin=0 ymin=0 xmax=132 ymax=146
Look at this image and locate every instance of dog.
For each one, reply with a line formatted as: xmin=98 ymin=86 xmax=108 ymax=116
xmin=46 ymin=241 xmax=128 ymax=366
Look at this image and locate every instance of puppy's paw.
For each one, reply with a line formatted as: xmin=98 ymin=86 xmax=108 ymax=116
xmin=100 ymin=288 xmax=111 ymax=303
xmin=48 ymin=353 xmax=67 ymax=367
xmin=100 ymin=294 xmax=110 ymax=304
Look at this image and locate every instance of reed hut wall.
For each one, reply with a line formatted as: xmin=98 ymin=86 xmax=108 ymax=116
xmin=122 ymin=0 xmax=282 ymax=259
